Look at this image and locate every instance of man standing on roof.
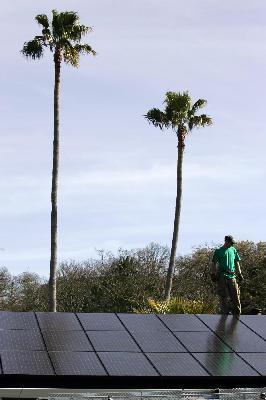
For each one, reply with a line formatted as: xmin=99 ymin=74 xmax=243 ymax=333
xmin=211 ymin=235 xmax=243 ymax=316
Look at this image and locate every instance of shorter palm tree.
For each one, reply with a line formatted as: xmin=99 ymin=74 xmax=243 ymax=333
xmin=145 ymin=91 xmax=212 ymax=300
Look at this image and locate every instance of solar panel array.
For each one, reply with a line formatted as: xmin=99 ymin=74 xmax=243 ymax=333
xmin=0 ymin=311 xmax=265 ymax=388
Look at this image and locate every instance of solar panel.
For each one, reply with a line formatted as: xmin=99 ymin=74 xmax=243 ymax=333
xmin=86 ymin=330 xmax=140 ymax=352
xmin=117 ymin=313 xmax=168 ymax=332
xmin=42 ymin=330 xmax=93 ymax=351
xmin=196 ymin=315 xmax=266 ymax=352
xmin=239 ymin=315 xmax=266 ymax=340
xmin=217 ymin=327 xmax=266 ymax=352
xmin=193 ymin=352 xmax=260 ymax=376
xmin=1 ymin=350 xmax=54 ymax=375
xmin=146 ymin=352 xmax=209 ymax=376
xmin=130 ymin=330 xmax=187 ymax=352
xmin=0 ymin=330 xmax=45 ymax=350
xmin=196 ymin=314 xmax=241 ymax=332
xmin=158 ymin=314 xmax=210 ymax=331
xmin=174 ymin=332 xmax=232 ymax=352
xmin=239 ymin=353 xmax=266 ymax=375
xmin=0 ymin=311 xmax=38 ymax=330
xmin=49 ymin=351 xmax=107 ymax=375
xmin=98 ymin=352 xmax=159 ymax=376
xmin=0 ymin=311 xmax=265 ymax=388
xmin=77 ymin=313 xmax=125 ymax=331
xmin=36 ymin=312 xmax=82 ymax=331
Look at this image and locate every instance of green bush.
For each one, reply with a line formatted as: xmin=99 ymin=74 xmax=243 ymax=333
xmin=138 ymin=296 xmax=217 ymax=314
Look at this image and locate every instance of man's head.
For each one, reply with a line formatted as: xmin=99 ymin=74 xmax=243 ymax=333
xmin=224 ymin=235 xmax=235 ymax=247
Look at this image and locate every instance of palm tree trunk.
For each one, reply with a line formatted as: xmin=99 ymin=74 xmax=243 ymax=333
xmin=49 ymin=50 xmax=61 ymax=312
xmin=165 ymin=129 xmax=185 ymax=301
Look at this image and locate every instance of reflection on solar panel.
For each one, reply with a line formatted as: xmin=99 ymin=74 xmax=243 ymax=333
xmin=0 ymin=311 xmax=265 ymax=389
xmin=43 ymin=330 xmax=94 ymax=351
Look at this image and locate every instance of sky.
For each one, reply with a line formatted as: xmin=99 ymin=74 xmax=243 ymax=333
xmin=0 ymin=0 xmax=265 ymax=277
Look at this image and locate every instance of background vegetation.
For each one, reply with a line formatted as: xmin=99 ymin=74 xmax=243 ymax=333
xmin=0 ymin=241 xmax=265 ymax=314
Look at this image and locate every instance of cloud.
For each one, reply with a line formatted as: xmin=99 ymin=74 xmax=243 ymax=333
xmin=61 ymin=157 xmax=264 ymax=189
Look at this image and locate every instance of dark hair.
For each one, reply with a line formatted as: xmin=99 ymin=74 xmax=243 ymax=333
xmin=224 ymin=235 xmax=235 ymax=245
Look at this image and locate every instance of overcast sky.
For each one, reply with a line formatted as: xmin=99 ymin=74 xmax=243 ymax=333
xmin=0 ymin=0 xmax=265 ymax=276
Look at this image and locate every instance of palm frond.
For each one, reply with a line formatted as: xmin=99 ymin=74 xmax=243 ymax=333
xmin=188 ymin=114 xmax=213 ymax=130
xmin=200 ymin=114 xmax=213 ymax=126
xmin=163 ymin=91 xmax=192 ymax=129
xmin=165 ymin=91 xmax=191 ymax=113
xmin=145 ymin=108 xmax=168 ymax=130
xmin=191 ymin=99 xmax=207 ymax=115
xmin=36 ymin=18 xmax=52 ymax=44
xmin=63 ymin=46 xmax=79 ymax=67
xmin=35 ymin=14 xmax=49 ymax=29
xmin=51 ymin=10 xmax=94 ymax=49
xmin=52 ymin=10 xmax=79 ymax=40
xmin=63 ymin=43 xmax=96 ymax=67
xmin=58 ymin=10 xmax=79 ymax=28
xmin=68 ymin=25 xmax=92 ymax=42
xmin=51 ymin=9 xmax=60 ymax=40
xmin=73 ymin=43 xmax=96 ymax=56
xmin=21 ymin=38 xmax=44 ymax=59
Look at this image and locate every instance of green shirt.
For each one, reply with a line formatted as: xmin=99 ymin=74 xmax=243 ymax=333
xmin=212 ymin=246 xmax=241 ymax=278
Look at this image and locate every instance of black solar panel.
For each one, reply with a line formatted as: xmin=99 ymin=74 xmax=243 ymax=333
xmin=193 ymin=353 xmax=260 ymax=376
xmin=158 ymin=314 xmax=210 ymax=331
xmin=217 ymin=327 xmax=266 ymax=352
xmin=239 ymin=315 xmax=266 ymax=340
xmin=117 ymin=313 xmax=167 ymax=332
xmin=131 ymin=330 xmax=186 ymax=352
xmin=1 ymin=350 xmax=54 ymax=375
xmin=196 ymin=315 xmax=266 ymax=352
xmin=98 ymin=352 xmax=159 ymax=376
xmin=0 ymin=312 xmax=38 ymax=330
xmin=36 ymin=312 xmax=81 ymax=331
xmin=174 ymin=332 xmax=232 ymax=352
xmin=86 ymin=331 xmax=140 ymax=352
xmin=77 ymin=313 xmax=125 ymax=331
xmin=0 ymin=311 xmax=265 ymax=388
xmin=239 ymin=353 xmax=266 ymax=375
xmin=0 ymin=330 xmax=45 ymax=350
xmin=50 ymin=351 xmax=107 ymax=375
xmin=196 ymin=314 xmax=241 ymax=332
xmin=146 ymin=352 xmax=209 ymax=376
xmin=43 ymin=330 xmax=93 ymax=351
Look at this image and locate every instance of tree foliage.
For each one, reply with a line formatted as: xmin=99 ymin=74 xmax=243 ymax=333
xmin=22 ymin=10 xmax=96 ymax=65
xmin=145 ymin=91 xmax=212 ymax=138
xmin=0 ymin=241 xmax=265 ymax=314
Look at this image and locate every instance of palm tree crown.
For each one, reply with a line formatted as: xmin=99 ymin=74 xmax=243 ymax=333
xmin=145 ymin=91 xmax=212 ymax=145
xmin=22 ymin=10 xmax=96 ymax=64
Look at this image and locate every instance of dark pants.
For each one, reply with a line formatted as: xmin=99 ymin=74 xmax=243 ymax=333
xmin=217 ymin=275 xmax=241 ymax=315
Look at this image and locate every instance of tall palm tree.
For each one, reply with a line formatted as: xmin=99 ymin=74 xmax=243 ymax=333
xmin=145 ymin=91 xmax=212 ymax=300
xmin=22 ymin=10 xmax=96 ymax=312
